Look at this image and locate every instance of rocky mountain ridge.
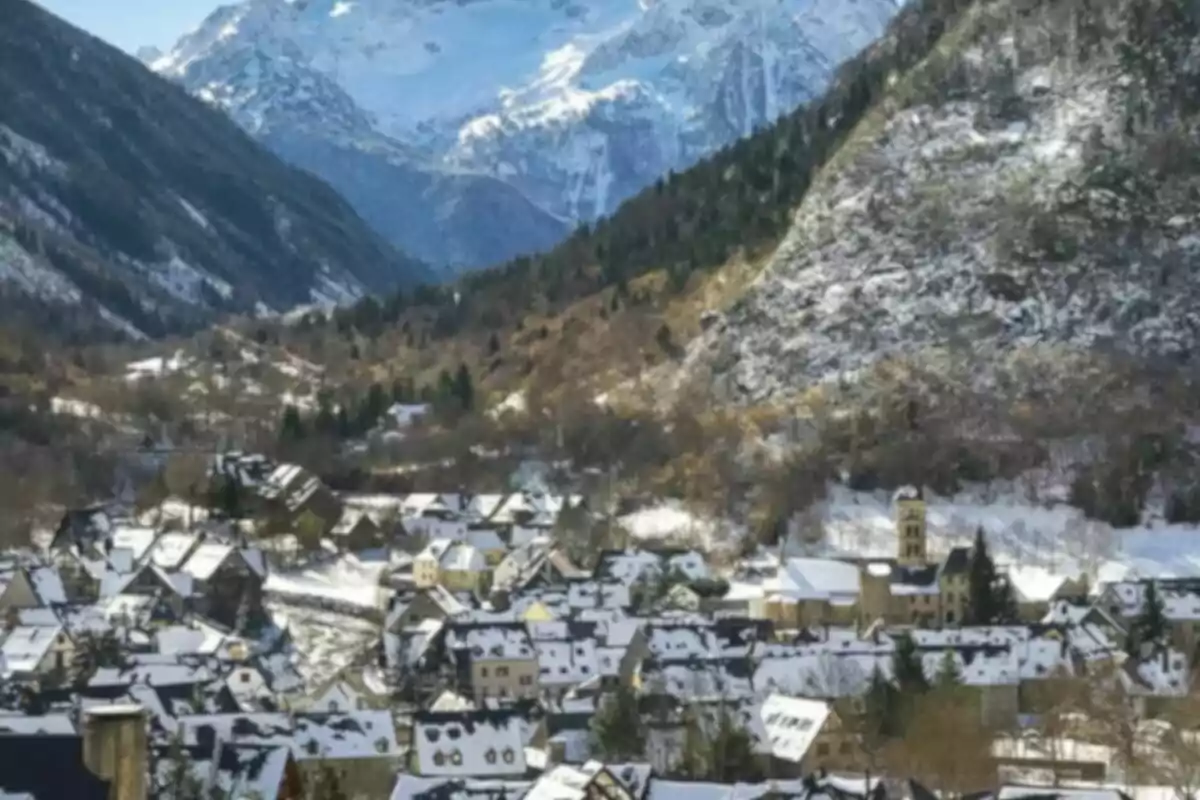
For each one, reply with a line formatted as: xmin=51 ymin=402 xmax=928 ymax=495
xmin=681 ymin=0 xmax=1200 ymax=404
xmin=0 ymin=0 xmax=432 ymax=339
xmin=151 ymin=0 xmax=901 ymax=270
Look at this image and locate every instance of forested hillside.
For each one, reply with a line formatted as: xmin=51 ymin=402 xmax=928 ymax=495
xmin=257 ymin=0 xmax=981 ymax=397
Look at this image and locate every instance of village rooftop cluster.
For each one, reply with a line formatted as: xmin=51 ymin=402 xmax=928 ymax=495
xmin=0 ymin=454 xmax=1196 ymax=799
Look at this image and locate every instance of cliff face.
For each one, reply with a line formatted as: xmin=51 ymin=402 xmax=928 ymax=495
xmin=682 ymin=0 xmax=1200 ymax=403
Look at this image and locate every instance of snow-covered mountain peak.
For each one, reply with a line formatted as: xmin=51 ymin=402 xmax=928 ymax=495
xmin=154 ymin=0 xmax=900 ymax=268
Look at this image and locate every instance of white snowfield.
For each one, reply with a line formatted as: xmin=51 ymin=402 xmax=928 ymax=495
xmin=820 ymin=483 xmax=1200 ymax=587
xmin=621 ymin=480 xmax=1200 ymax=591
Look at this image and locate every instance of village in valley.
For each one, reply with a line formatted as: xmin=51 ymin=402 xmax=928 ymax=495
xmin=2 ymin=439 xmax=1199 ymax=800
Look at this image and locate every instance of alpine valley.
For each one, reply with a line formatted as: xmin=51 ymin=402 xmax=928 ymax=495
xmin=150 ymin=0 xmax=902 ymax=271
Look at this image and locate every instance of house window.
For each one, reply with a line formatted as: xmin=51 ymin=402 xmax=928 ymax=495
xmin=817 ymin=742 xmax=830 ymax=757
xmin=839 ymin=741 xmax=851 ymax=755
xmin=240 ymin=672 xmax=251 ymax=683
xmin=498 ymin=688 xmax=508 ymax=698
xmin=503 ymin=748 xmax=515 ymax=764
xmin=496 ymin=666 xmax=509 ymax=677
xmin=520 ymin=675 xmax=533 ymax=686
xmin=450 ymin=750 xmax=463 ymax=766
xmin=486 ymin=748 xmax=497 ymax=764
xmin=480 ymin=667 xmax=489 ymax=677
xmin=433 ymin=751 xmax=446 ymax=766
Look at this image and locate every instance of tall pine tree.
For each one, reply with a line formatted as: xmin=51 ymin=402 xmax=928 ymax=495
xmin=892 ymin=633 xmax=929 ymax=694
xmin=967 ymin=527 xmax=1013 ymax=624
xmin=590 ymin=684 xmax=646 ymax=761
xmin=1128 ymin=581 xmax=1168 ymax=655
xmin=857 ymin=665 xmax=903 ymax=764
xmin=934 ymin=650 xmax=963 ymax=690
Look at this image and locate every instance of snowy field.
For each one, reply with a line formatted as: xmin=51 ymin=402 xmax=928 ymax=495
xmin=262 ymin=553 xmax=391 ymax=689
xmin=819 ymin=482 xmax=1200 ymax=586
xmin=620 ymin=477 xmax=1200 ymax=588
xmin=264 ymin=552 xmax=390 ymax=611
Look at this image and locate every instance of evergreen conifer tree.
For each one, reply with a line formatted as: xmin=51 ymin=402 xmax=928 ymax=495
xmin=934 ymin=650 xmax=963 ymax=690
xmin=858 ymin=666 xmax=902 ymax=757
xmin=279 ymin=404 xmax=305 ymax=442
xmin=1132 ymin=581 xmax=1168 ymax=651
xmin=217 ymin=475 xmax=241 ymax=519
xmin=590 ymin=684 xmax=646 ymax=761
xmin=453 ymin=363 xmax=475 ymax=412
xmin=892 ymin=633 xmax=929 ymax=695
xmin=967 ymin=527 xmax=1002 ymax=624
xmin=711 ymin=705 xmax=762 ymax=783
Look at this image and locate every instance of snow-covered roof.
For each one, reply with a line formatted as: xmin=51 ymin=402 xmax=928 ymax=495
xmin=148 ymin=532 xmax=202 ymax=570
xmin=646 ymin=660 xmax=754 ymax=700
xmin=531 ymin=629 xmax=599 ymax=686
xmin=155 ymin=622 xmax=233 ymax=657
xmin=1124 ymin=648 xmax=1190 ymax=696
xmin=413 ymin=709 xmax=528 ymax=777
xmin=759 ymin=694 xmax=831 ymax=763
xmin=0 ymin=712 xmax=75 ymax=735
xmin=644 ymin=623 xmax=718 ymax=661
xmin=446 ymin=623 xmax=536 ymax=662
xmin=91 ymin=658 xmax=214 ymax=688
xmin=179 ymin=542 xmax=236 ymax=581
xmin=777 ymin=558 xmax=860 ymax=602
xmin=1008 ymin=566 xmax=1075 ymax=604
xmin=180 ymin=711 xmax=399 ymax=760
xmin=466 ymin=528 xmax=506 ymax=553
xmin=440 ymin=542 xmax=486 ymax=572
xmin=0 ymin=624 xmax=62 ymax=676
xmin=27 ymin=566 xmax=66 ymax=605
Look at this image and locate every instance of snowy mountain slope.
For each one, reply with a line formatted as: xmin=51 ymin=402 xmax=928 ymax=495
xmin=152 ymin=0 xmax=900 ymax=269
xmin=682 ymin=0 xmax=1200 ymax=403
xmin=0 ymin=0 xmax=430 ymax=339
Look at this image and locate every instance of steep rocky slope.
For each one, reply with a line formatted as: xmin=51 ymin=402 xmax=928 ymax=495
xmin=0 ymin=0 xmax=430 ymax=339
xmin=151 ymin=0 xmax=900 ymax=270
xmin=684 ymin=0 xmax=1200 ymax=403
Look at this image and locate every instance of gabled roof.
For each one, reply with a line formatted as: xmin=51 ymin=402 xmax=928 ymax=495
xmin=777 ymin=558 xmax=860 ymax=602
xmin=758 ymin=693 xmax=832 ymax=763
xmin=1 ymin=624 xmax=64 ymax=676
xmin=939 ymin=546 xmax=971 ymax=577
xmin=412 ymin=708 xmax=528 ymax=777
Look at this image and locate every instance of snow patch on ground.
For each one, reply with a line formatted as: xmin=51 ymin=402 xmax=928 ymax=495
xmin=0 ymin=125 xmax=67 ymax=176
xmin=818 ymin=483 xmax=1200 ymax=586
xmin=50 ymin=396 xmax=105 ymax=419
xmin=0 ymin=229 xmax=83 ymax=302
xmin=148 ymin=255 xmax=234 ymax=306
xmin=265 ymin=602 xmax=378 ymax=689
xmin=620 ymin=501 xmax=719 ymax=545
xmin=176 ymin=196 xmax=212 ymax=230
xmin=264 ymin=552 xmax=389 ymax=610
xmin=308 ymin=270 xmax=365 ymax=308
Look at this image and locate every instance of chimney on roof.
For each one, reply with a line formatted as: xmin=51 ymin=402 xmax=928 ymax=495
xmin=82 ymin=704 xmax=148 ymax=800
